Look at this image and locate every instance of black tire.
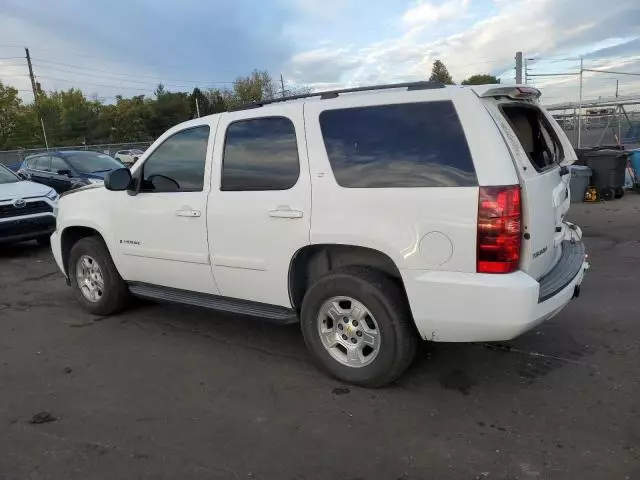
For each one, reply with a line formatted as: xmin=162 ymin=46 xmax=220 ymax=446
xmin=300 ymin=267 xmax=417 ymax=387
xmin=36 ymin=235 xmax=50 ymax=246
xmin=600 ymin=187 xmax=615 ymax=201
xmin=615 ymin=186 xmax=625 ymax=199
xmin=68 ymin=236 xmax=129 ymax=315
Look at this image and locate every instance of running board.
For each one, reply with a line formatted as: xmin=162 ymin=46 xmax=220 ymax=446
xmin=127 ymin=282 xmax=299 ymax=325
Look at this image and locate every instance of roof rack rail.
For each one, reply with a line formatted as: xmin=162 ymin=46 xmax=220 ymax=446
xmin=229 ymin=80 xmax=445 ymax=112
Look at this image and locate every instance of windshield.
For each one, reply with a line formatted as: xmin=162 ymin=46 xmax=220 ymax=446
xmin=64 ymin=152 xmax=123 ymax=174
xmin=131 ymin=149 xmax=144 ymax=155
xmin=0 ymin=164 xmax=20 ymax=184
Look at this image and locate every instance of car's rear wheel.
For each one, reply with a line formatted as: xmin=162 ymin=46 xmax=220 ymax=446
xmin=68 ymin=236 xmax=129 ymax=315
xmin=300 ymin=267 xmax=417 ymax=387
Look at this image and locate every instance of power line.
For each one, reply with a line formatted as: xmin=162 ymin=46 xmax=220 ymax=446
xmin=35 ymin=75 xmax=157 ymax=92
xmin=583 ymin=69 xmax=640 ymax=76
xmin=32 ymin=63 xmax=233 ymax=88
xmin=32 ymin=58 xmax=234 ymax=85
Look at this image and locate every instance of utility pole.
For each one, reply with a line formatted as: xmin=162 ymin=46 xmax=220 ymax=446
xmin=577 ymin=56 xmax=583 ymax=148
xmin=25 ymin=47 xmax=49 ymax=149
xmin=280 ymin=73 xmax=286 ymax=98
xmin=195 ymin=97 xmax=200 ymax=118
xmin=615 ymin=79 xmax=619 ymax=98
xmin=515 ymin=51 xmax=523 ymax=84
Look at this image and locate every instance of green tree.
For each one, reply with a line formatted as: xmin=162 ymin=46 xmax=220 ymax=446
xmin=429 ymin=60 xmax=455 ymax=85
xmin=147 ymin=85 xmax=190 ymax=138
xmin=461 ymin=74 xmax=501 ymax=85
xmin=205 ymin=89 xmax=229 ymax=113
xmin=189 ymin=88 xmax=209 ymax=118
xmin=112 ymin=95 xmax=150 ymax=142
xmin=0 ymin=82 xmax=26 ymax=148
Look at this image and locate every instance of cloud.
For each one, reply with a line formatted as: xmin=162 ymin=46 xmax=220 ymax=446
xmin=287 ymin=0 xmax=640 ymax=101
xmin=402 ymin=0 xmax=471 ymax=26
xmin=584 ymin=38 xmax=640 ymax=60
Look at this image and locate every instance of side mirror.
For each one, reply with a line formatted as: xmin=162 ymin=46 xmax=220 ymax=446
xmin=104 ymin=168 xmax=132 ymax=191
xmin=58 ymin=169 xmax=72 ymax=177
xmin=17 ymin=171 xmax=29 ymax=180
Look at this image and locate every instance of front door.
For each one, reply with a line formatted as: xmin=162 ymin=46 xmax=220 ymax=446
xmin=207 ymin=105 xmax=311 ymax=307
xmin=48 ymin=156 xmax=74 ymax=193
xmin=112 ymin=121 xmax=219 ymax=294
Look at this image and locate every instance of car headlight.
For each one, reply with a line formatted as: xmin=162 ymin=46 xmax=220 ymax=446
xmin=46 ymin=189 xmax=59 ymax=201
xmin=87 ymin=178 xmax=104 ymax=185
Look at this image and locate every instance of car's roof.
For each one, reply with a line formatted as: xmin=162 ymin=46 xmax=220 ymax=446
xmin=27 ymin=150 xmax=107 ymax=159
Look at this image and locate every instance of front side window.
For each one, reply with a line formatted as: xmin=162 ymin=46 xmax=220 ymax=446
xmin=320 ymin=101 xmax=477 ymax=188
xmin=50 ymin=156 xmax=70 ymax=174
xmin=221 ymin=117 xmax=300 ymax=191
xmin=140 ymin=126 xmax=210 ymax=193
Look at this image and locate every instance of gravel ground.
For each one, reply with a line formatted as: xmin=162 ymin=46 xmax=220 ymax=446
xmin=1 ymin=196 xmax=639 ymax=480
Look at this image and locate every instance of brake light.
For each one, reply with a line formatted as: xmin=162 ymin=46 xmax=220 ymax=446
xmin=481 ymin=86 xmax=541 ymax=100
xmin=477 ymin=185 xmax=522 ymax=274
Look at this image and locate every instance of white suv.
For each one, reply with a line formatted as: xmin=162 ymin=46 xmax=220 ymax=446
xmin=51 ymin=82 xmax=588 ymax=387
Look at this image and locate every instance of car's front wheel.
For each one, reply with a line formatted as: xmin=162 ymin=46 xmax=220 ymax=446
xmin=301 ymin=267 xmax=417 ymax=387
xmin=68 ymin=237 xmax=129 ymax=315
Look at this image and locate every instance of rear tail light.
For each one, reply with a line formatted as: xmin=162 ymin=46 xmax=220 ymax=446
xmin=477 ymin=185 xmax=522 ymax=274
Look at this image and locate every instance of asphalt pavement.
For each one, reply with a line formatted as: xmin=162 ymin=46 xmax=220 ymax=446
xmin=1 ymin=196 xmax=639 ymax=479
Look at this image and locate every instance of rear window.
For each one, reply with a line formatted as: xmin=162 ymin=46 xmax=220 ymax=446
xmin=501 ymin=105 xmax=563 ymax=172
xmin=319 ymin=101 xmax=477 ymax=188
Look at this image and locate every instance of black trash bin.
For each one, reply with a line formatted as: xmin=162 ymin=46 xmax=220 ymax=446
xmin=583 ymin=149 xmax=628 ymax=200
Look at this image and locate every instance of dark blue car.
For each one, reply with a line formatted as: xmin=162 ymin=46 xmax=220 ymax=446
xmin=18 ymin=150 xmax=125 ymax=193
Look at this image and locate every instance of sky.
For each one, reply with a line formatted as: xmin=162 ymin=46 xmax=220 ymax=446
xmin=0 ymin=0 xmax=639 ymax=107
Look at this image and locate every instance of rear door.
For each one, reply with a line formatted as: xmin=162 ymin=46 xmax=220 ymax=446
xmin=482 ymin=96 xmax=577 ymax=279
xmin=207 ymin=105 xmax=311 ymax=307
xmin=30 ymin=156 xmax=53 ymax=188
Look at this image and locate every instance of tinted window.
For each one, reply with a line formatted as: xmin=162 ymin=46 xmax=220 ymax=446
xmin=221 ymin=117 xmax=299 ymax=191
xmin=25 ymin=157 xmax=37 ymax=168
xmin=65 ymin=152 xmax=122 ymax=174
xmin=34 ymin=156 xmax=51 ymax=172
xmin=320 ymin=101 xmax=477 ymax=188
xmin=141 ymin=126 xmax=209 ymax=193
xmin=50 ymin=156 xmax=69 ymax=173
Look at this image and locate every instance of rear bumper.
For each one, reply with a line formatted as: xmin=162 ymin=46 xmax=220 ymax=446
xmin=0 ymin=215 xmax=56 ymax=244
xmin=402 ymin=242 xmax=589 ymax=342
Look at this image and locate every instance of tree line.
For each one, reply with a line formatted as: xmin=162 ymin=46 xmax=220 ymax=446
xmin=0 ymin=62 xmax=499 ymax=150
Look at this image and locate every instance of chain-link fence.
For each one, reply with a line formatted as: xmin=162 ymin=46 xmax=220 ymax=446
xmin=0 ymin=142 xmax=152 ymax=169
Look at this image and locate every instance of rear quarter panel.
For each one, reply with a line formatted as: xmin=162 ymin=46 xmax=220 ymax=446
xmin=304 ymin=88 xmax=511 ymax=273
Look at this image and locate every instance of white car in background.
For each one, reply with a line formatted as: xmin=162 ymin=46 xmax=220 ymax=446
xmin=114 ymin=149 xmax=145 ymax=166
xmin=0 ymin=163 xmax=58 ymax=245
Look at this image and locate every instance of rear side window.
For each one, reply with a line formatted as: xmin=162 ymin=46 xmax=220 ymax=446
xmin=320 ymin=101 xmax=477 ymax=188
xmin=221 ymin=117 xmax=300 ymax=191
xmin=34 ymin=156 xmax=51 ymax=172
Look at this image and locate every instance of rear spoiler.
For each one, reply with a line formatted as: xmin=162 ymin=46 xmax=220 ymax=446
xmin=474 ymin=85 xmax=541 ymax=100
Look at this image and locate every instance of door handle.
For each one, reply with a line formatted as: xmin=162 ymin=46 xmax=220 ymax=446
xmin=269 ymin=207 xmax=303 ymax=219
xmin=175 ymin=208 xmax=201 ymax=218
